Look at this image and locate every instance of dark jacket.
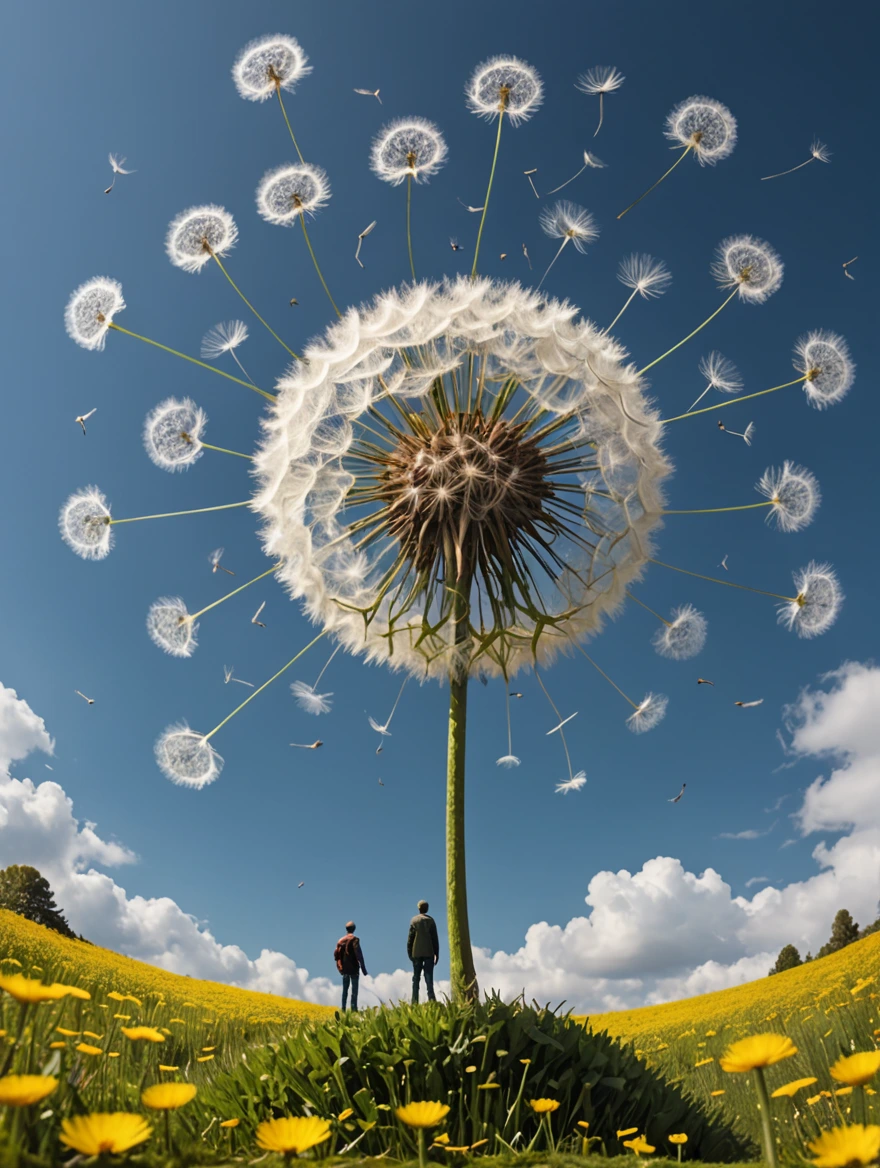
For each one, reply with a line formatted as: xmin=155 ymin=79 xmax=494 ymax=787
xmin=407 ymin=913 xmax=439 ymax=960
xmin=334 ymin=934 xmax=367 ymax=976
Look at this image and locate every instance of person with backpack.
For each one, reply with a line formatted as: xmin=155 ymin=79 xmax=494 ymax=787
xmin=334 ymin=921 xmax=368 ymax=1011
xmin=407 ymin=899 xmax=439 ymax=1003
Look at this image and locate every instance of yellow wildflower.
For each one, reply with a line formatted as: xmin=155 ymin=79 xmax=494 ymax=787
xmin=771 ymin=1076 xmax=818 ymax=1098
xmin=220 ymin=1118 xmax=240 ymax=1128
xmin=60 ymin=984 xmax=90 ymax=1000
xmin=123 ymin=995 xmax=142 ymax=1007
xmin=106 ymin=991 xmax=126 ymax=1001
xmin=196 ymin=1054 xmax=214 ymax=1062
xmin=0 ymin=974 xmax=69 ymax=1004
xmin=529 ymin=1099 xmax=560 ymax=1115
xmin=695 ymin=1057 xmax=714 ymax=1068
xmin=113 ymin=1014 xmax=131 ymax=1021
xmin=49 ymin=1041 xmax=67 ymax=1050
xmin=141 ymin=1083 xmax=197 ymax=1111
xmin=82 ymin=1031 xmax=103 ymax=1040
xmin=623 ymin=1136 xmax=656 ymax=1156
xmin=705 ymin=1030 xmax=717 ymax=1037
xmin=76 ymin=1043 xmax=103 ymax=1056
xmin=158 ymin=1065 xmax=179 ymax=1072
xmin=55 ymin=1028 xmax=80 ymax=1037
xmin=470 ymin=1139 xmax=489 ymax=1149
xmin=396 ymin=1101 xmax=451 ymax=1128
xmin=433 ymin=1133 xmax=450 ymax=1145
xmin=121 ymin=1026 xmax=164 ymax=1043
xmin=108 ymin=1052 xmax=120 ymax=1058
xmin=719 ymin=1033 xmax=797 ymax=1072
xmin=618 ymin=1127 xmax=639 ymax=1138
xmin=669 ymin=1134 xmax=688 ymax=1145
xmin=577 ymin=1122 xmax=590 ymax=1130
xmin=337 ymin=1109 xmax=354 ymax=1121
xmin=807 ymin=1124 xmax=880 ymax=1168
xmin=519 ymin=1058 xmax=531 ymax=1065
xmin=710 ymin=1090 xmax=725 ymax=1097
xmin=465 ymin=1065 xmax=476 ymax=1073
xmin=169 ymin=1018 xmax=186 ymax=1024
xmin=830 ymin=1052 xmax=880 ymax=1087
xmin=256 ymin=1116 xmax=332 ymax=1154
xmin=60 ymin=1113 xmax=152 ymax=1156
xmin=202 ymin=1045 xmax=216 ymax=1052
xmin=834 ymin=1087 xmax=853 ymax=1096
xmin=477 ymin=1082 xmax=500 ymax=1089
xmin=806 ymin=1094 xmax=823 ymax=1106
xmin=0 ymin=1075 xmax=58 ymax=1107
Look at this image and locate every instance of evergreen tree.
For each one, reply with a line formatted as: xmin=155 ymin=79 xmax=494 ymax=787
xmin=768 ymin=943 xmax=802 ymax=975
xmin=0 ymin=865 xmax=75 ymax=938
xmin=860 ymin=903 xmax=880 ymax=939
xmin=816 ymin=908 xmax=860 ymax=959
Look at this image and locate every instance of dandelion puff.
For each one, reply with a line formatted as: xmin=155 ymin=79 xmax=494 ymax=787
xmin=465 ymin=55 xmax=543 ymax=126
xmin=290 ymin=681 xmax=333 ymax=715
xmin=618 ymin=254 xmax=672 ymax=299
xmin=711 ymin=235 xmax=784 ymax=303
xmin=59 ymin=486 xmax=113 ymax=560
xmin=758 ymin=462 xmax=821 ymax=533
xmin=540 ymin=201 xmax=599 ymax=253
xmin=626 ymin=693 xmax=668 ymax=734
xmin=652 ymin=605 xmax=708 ymax=660
xmin=64 ymin=277 xmax=125 ymax=351
xmin=700 ymin=352 xmax=743 ymax=394
xmin=795 ymin=331 xmax=855 ymax=409
xmin=575 ymin=67 xmax=625 ymax=136
xmin=154 ymin=722 xmax=223 ymax=788
xmin=665 ymin=95 xmax=737 ymax=165
xmin=147 ymin=598 xmax=198 ymax=658
xmin=143 ymin=398 xmax=206 ymax=472
xmin=200 ymin=321 xmax=248 ymax=359
xmin=165 ymin=205 xmax=238 ymax=275
xmin=496 ymin=754 xmax=521 ymax=768
xmin=370 ymin=118 xmax=448 ymax=186
xmin=777 ymin=562 xmax=843 ymax=638
xmin=256 ymin=163 xmax=331 ymax=225
xmin=555 ymin=770 xmax=587 ymax=793
xmin=232 ymin=34 xmax=311 ymax=102
xmin=761 ymin=138 xmax=831 ymax=181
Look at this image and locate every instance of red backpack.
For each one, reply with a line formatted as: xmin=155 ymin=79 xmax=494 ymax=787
xmin=334 ymin=935 xmax=360 ymax=975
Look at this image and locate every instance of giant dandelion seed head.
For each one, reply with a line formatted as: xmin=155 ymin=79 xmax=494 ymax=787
xmin=539 ymin=201 xmax=599 ymax=253
xmin=147 ymin=598 xmax=198 ymax=658
xmin=576 ymin=67 xmax=625 ymax=96
xmin=371 ymin=117 xmax=449 ymax=186
xmin=233 ymin=34 xmax=312 ymax=102
xmin=757 ymin=462 xmax=821 ymax=533
xmin=711 ymin=235 xmax=784 ymax=303
xmin=466 ymin=55 xmax=543 ymax=126
xmin=59 ymin=486 xmax=112 ymax=560
xmin=201 ymin=320 xmax=248 ymax=359
xmin=143 ymin=398 xmax=206 ymax=472
xmin=626 ymin=693 xmax=668 ymax=734
xmin=700 ymin=351 xmax=743 ymax=394
xmin=795 ymin=331 xmax=855 ymax=409
xmin=256 ymin=162 xmax=331 ymax=225
xmin=665 ymin=95 xmax=737 ymax=164
xmin=165 ymin=205 xmax=238 ymax=274
xmin=652 ymin=604 xmax=707 ymax=660
xmin=778 ymin=562 xmax=843 ymax=639
xmin=618 ymin=254 xmax=672 ymax=299
xmin=64 ymin=277 xmax=125 ymax=351
xmin=154 ymin=723 xmax=223 ymax=788
xmin=253 ymin=276 xmax=672 ymax=682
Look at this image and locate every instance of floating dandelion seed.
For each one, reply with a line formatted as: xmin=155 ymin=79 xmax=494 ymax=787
xmin=75 ymin=691 xmax=95 ymax=705
xmin=712 ymin=235 xmax=784 ymax=304
xmin=232 ymin=34 xmax=311 ymax=102
xmin=556 ymin=771 xmax=587 ymax=794
xmin=147 ymin=598 xmax=197 ymax=658
xmin=496 ymin=688 xmax=520 ymax=768
xmin=104 ymin=153 xmax=135 ymax=193
xmin=777 ymin=562 xmax=843 ymax=638
xmin=59 ymin=487 xmax=112 ymax=560
xmin=75 ymin=408 xmax=96 ymax=435
xmin=545 ymin=150 xmax=605 ymax=196
xmin=606 ymin=254 xmax=671 ymax=330
xmin=761 ymin=138 xmax=831 ymax=181
xmin=251 ymin=601 xmax=266 ymax=627
xmin=154 ymin=723 xmax=223 ymax=788
xmin=795 ymin=330 xmax=855 ymax=409
xmin=166 ymin=205 xmax=238 ymax=274
xmin=547 ymin=712 xmax=578 ymax=735
xmin=717 ymin=420 xmax=755 ymax=445
xmin=627 ymin=693 xmax=669 ymax=734
xmin=575 ymin=67 xmax=625 ymax=136
xmin=354 ymin=87 xmax=382 ymax=103
xmin=735 ymin=699 xmax=764 ymax=708
xmin=537 ymin=201 xmax=599 ymax=287
xmin=757 ymin=462 xmax=821 ymax=533
xmin=291 ymin=681 xmax=333 ymax=715
xmin=686 ymin=352 xmax=743 ymax=412
xmin=143 ymin=398 xmax=206 ymax=472
xmin=652 ymin=604 xmax=708 ymax=660
xmin=256 ymin=163 xmax=331 ymax=224
xmin=201 ymin=320 xmax=248 ymax=358
xmin=371 ymin=118 xmax=448 ymax=186
xmin=210 ymin=548 xmax=233 ymax=575
xmin=668 ymin=783 xmax=686 ymax=802
xmin=355 ymin=220 xmax=377 ymax=268
xmin=496 ymin=755 xmax=520 ymax=768
xmin=64 ymin=277 xmax=125 ymax=351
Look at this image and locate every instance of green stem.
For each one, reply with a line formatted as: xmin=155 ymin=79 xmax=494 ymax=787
xmin=649 ymin=558 xmax=795 ymax=603
xmin=417 ymin=1128 xmax=427 ymax=1168
xmin=663 ymin=501 xmax=772 ymax=515
xmin=471 ymin=111 xmax=505 ymax=281
xmin=638 ymin=288 xmax=738 ymax=376
xmin=753 ymin=1066 xmax=778 ymax=1168
xmin=210 ymin=253 xmax=301 ymax=361
xmin=200 ymin=442 xmax=253 ymax=460
xmin=446 ymin=583 xmax=478 ymax=1002
xmin=275 ymin=85 xmax=305 ymax=163
xmin=406 ymin=175 xmax=416 ymax=280
xmin=165 ymin=1110 xmax=172 ymax=1157
xmin=109 ymin=500 xmax=251 ymax=526
xmin=605 ymin=287 xmax=638 ymax=333
xmin=190 ymin=563 xmax=280 ymax=621
xmin=0 ymin=1002 xmax=29 ymax=1077
xmin=617 ymin=145 xmax=692 ymax=219
xmin=299 ymin=214 xmax=341 ymax=318
xmin=662 ymin=377 xmax=807 ymax=423
xmin=106 ymin=324 xmax=274 ymax=401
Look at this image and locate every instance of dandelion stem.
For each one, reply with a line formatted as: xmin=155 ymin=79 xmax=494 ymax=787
xmin=605 ymin=287 xmax=639 ymax=333
xmin=753 ymin=1067 xmax=779 ymax=1168
xmin=210 ymin=252 xmax=301 ymax=361
xmin=406 ymin=174 xmax=416 ymax=280
xmin=505 ymin=687 xmax=513 ymax=758
xmin=649 ymin=558 xmax=795 ymax=602
xmin=311 ymin=642 xmax=342 ymax=689
xmin=299 ymin=215 xmax=342 ymax=318
xmin=533 ymin=667 xmax=576 ymax=780
xmin=595 ymin=92 xmax=604 ymax=138
xmin=760 ymin=157 xmax=814 ymax=181
xmin=638 ymin=288 xmax=739 ymax=375
xmin=205 ymin=630 xmax=328 ymax=741
xmin=663 ymin=501 xmax=772 ymax=515
xmin=685 ymin=383 xmax=712 ymax=413
xmin=662 ymin=377 xmax=807 ymax=423
xmin=545 ymin=164 xmax=586 ymax=196
xmin=110 ymin=500 xmax=251 ymax=526
xmin=190 ymin=563 xmax=280 ymax=621
xmin=537 ymin=237 xmax=569 ymax=290
xmin=626 ymin=590 xmax=671 ymax=627
xmin=275 ymin=85 xmax=305 ymax=164
xmin=384 ymin=676 xmax=408 ymax=730
xmin=200 ymin=443 xmax=253 ymax=460
xmin=617 ymin=145 xmax=692 ymax=219
xmin=471 ymin=109 xmax=505 ymax=280
xmin=573 ymin=644 xmax=637 ymax=709
xmin=106 ymin=323 xmax=275 ymax=402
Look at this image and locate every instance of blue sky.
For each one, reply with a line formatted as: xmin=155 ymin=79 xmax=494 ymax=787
xmin=1 ymin=0 xmax=877 ymax=999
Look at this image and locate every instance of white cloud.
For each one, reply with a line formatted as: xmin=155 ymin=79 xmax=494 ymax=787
xmin=1 ymin=666 xmax=879 ymax=1014
xmin=745 ymin=877 xmax=769 ymax=888
xmin=718 ymin=822 xmax=776 ymax=840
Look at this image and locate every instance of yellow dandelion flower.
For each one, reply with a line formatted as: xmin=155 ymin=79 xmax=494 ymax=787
xmin=465 ymin=1065 xmax=477 ymax=1073
xmin=122 ymin=995 xmax=142 ymax=1007
xmin=771 ymin=1076 xmax=818 ymax=1098
xmin=705 ymin=1030 xmax=717 ymax=1037
xmin=220 ymin=1118 xmax=240 ymax=1128
xmin=396 ymin=1102 xmax=451 ymax=1128
xmin=256 ymin=1116 xmax=332 ymax=1154
xmin=623 ymin=1136 xmax=656 ymax=1156
xmin=76 ymin=1043 xmax=103 ymax=1056
xmin=807 ymin=1094 xmax=823 ymax=1106
xmin=437 ymin=1145 xmax=470 ymax=1153
xmin=807 ymin=1124 xmax=880 ymax=1168
xmin=697 ymin=1042 xmax=706 ymax=1048
xmin=82 ymin=1031 xmax=103 ymax=1040
xmin=60 ymin=1113 xmax=153 ymax=1156
xmin=433 ymin=1133 xmax=450 ymax=1145
xmin=337 ymin=1109 xmax=354 ymax=1121
xmin=618 ymin=1127 xmax=640 ymax=1138
xmin=834 ymin=1087 xmax=853 ymax=1096
xmin=719 ymin=1033 xmax=797 ymax=1072
xmin=830 ymin=1052 xmax=880 ymax=1087
xmin=106 ymin=991 xmax=126 ymax=1001
xmin=470 ymin=1139 xmax=489 ymax=1149
xmin=529 ymin=1099 xmax=560 ymax=1115
xmin=868 ymin=1089 xmax=878 ymax=1096
xmin=121 ymin=1026 xmax=165 ymax=1043
xmin=158 ymin=1065 xmax=179 ymax=1072
xmin=657 ymin=1043 xmax=669 ymax=1051
xmin=0 ymin=974 xmax=69 ymax=1004
xmin=55 ymin=1028 xmax=80 ymax=1037
xmin=710 ymin=1090 xmax=726 ymax=1097
xmin=695 ymin=1057 xmax=714 ymax=1068
xmin=59 ymin=984 xmax=91 ymax=1001
xmin=169 ymin=1018 xmax=186 ymax=1025
xmin=669 ymin=1134 xmax=688 ymax=1145
xmin=159 ymin=1028 xmax=172 ymax=1035
xmin=197 ymin=1054 xmax=214 ymax=1062
xmin=824 ymin=1028 xmax=834 ymax=1037
xmin=0 ymin=1075 xmax=58 ymax=1107
xmin=202 ymin=1046 xmax=216 ymax=1052
xmin=108 ymin=1052 xmax=120 ymax=1058
xmin=519 ymin=1058 xmax=531 ymax=1065
xmin=477 ymin=1082 xmax=500 ymax=1089
xmin=141 ymin=1083 xmax=197 ymax=1111
xmin=113 ymin=1014 xmax=131 ymax=1021
xmin=49 ymin=1041 xmax=67 ymax=1050
xmin=0 ymin=958 xmax=22 ymax=967
xmin=578 ymin=1121 xmax=590 ymax=1130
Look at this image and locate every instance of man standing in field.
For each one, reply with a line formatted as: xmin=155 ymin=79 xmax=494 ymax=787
xmin=408 ymin=899 xmax=439 ymax=1003
xmin=334 ymin=920 xmax=368 ymax=1011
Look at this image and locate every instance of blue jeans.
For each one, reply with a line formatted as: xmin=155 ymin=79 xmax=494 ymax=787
xmin=411 ymin=956 xmax=435 ymax=1003
xmin=341 ymin=973 xmax=359 ymax=1011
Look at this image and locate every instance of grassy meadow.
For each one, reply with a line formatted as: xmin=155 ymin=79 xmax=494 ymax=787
xmin=1 ymin=908 xmax=879 ymax=1165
